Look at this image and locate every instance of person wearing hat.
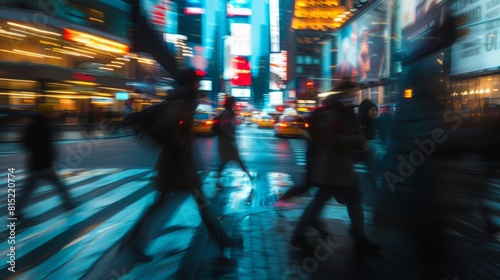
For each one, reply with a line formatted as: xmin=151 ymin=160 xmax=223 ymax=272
xmin=18 ymin=104 xmax=76 ymax=221
xmin=290 ymin=81 xmax=382 ymax=253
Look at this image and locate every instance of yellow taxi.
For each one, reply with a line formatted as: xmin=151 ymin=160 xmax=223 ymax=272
xmin=274 ymin=115 xmax=309 ymax=138
xmin=191 ymin=112 xmax=216 ymax=135
xmin=257 ymin=115 xmax=275 ymax=128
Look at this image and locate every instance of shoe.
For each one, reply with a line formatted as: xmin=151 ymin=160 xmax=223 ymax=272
xmin=354 ymin=236 xmax=382 ymax=253
xmin=290 ymin=235 xmax=314 ymax=253
xmin=221 ymin=236 xmax=243 ymax=249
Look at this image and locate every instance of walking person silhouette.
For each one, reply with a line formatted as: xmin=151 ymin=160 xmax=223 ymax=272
xmin=290 ymin=81 xmax=382 ymax=253
xmin=119 ymin=1 xmax=242 ymax=261
xmin=118 ymin=69 xmax=242 ymax=262
xmin=215 ymin=96 xmax=252 ymax=189
xmin=18 ymin=104 xmax=76 ymax=222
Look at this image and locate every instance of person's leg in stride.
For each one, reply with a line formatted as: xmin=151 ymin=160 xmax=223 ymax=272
xmin=291 ymin=186 xmax=335 ymax=251
xmin=215 ymin=161 xmax=228 ymax=189
xmin=191 ymin=188 xmax=242 ymax=248
xmin=341 ymin=187 xmax=382 ymax=252
xmin=119 ymin=191 xmax=189 ymax=261
xmin=17 ymin=170 xmax=41 ymax=220
xmin=46 ymin=168 xmax=75 ymax=210
xmin=235 ymin=157 xmax=252 ymax=180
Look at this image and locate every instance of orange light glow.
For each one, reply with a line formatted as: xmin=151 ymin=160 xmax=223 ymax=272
xmin=205 ymin=121 xmax=213 ymax=125
xmin=404 ymin=89 xmax=413 ymax=99
xmin=63 ymin=29 xmax=129 ymax=54
xmin=279 ymin=123 xmax=288 ymax=127
xmin=305 ymin=123 xmax=310 ymax=128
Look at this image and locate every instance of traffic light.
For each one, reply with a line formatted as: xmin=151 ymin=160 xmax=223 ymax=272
xmin=306 ymin=81 xmax=314 ymax=96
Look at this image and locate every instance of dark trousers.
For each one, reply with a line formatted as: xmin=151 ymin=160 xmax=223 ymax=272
xmin=18 ymin=168 xmax=73 ymax=215
xmin=125 ymin=188 xmax=231 ymax=249
xmin=294 ymin=185 xmax=365 ymax=238
xmin=281 ymin=144 xmax=314 ymax=200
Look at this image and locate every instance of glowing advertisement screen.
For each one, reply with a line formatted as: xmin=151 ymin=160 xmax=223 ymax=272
xmin=185 ymin=0 xmax=205 ymax=15
xmin=336 ymin=0 xmax=390 ymax=82
xmin=231 ymin=88 xmax=251 ymax=97
xmin=401 ymin=0 xmax=444 ymax=29
xmin=451 ymin=0 xmax=500 ymax=75
xmin=400 ymin=0 xmax=448 ymax=59
xmin=138 ymin=0 xmax=178 ymax=34
xmin=227 ymin=0 xmax=252 ymax=17
xmin=231 ymin=23 xmax=252 ymax=56
xmin=184 ymin=43 xmax=208 ymax=75
xmin=231 ymin=56 xmax=251 ymax=86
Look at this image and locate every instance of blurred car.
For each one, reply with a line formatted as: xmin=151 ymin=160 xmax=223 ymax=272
xmin=257 ymin=115 xmax=275 ymax=128
xmin=251 ymin=114 xmax=261 ymax=123
xmin=191 ymin=112 xmax=216 ymax=135
xmin=275 ymin=115 xmax=309 ymax=138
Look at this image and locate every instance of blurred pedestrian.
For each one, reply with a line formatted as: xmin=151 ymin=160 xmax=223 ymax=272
xmin=18 ymin=104 xmax=76 ymax=221
xmin=118 ymin=69 xmax=242 ymax=262
xmin=215 ymin=96 xmax=252 ymax=189
xmin=357 ymin=99 xmax=380 ymax=190
xmin=290 ymin=81 xmax=382 ymax=253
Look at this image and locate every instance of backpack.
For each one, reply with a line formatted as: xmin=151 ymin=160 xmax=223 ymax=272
xmin=123 ymin=101 xmax=184 ymax=145
xmin=210 ymin=110 xmax=225 ymax=136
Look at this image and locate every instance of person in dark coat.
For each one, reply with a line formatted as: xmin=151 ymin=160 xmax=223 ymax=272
xmin=291 ymin=81 xmax=382 ymax=253
xmin=357 ymin=99 xmax=380 ymax=190
xmin=215 ymin=96 xmax=252 ymax=188
xmin=119 ymin=69 xmax=242 ymax=262
xmin=18 ymin=104 xmax=75 ymax=220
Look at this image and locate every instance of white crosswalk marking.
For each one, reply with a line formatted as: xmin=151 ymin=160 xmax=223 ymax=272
xmin=1 ymin=167 xmax=498 ymax=279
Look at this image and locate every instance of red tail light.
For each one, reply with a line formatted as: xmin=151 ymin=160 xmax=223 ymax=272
xmin=279 ymin=123 xmax=287 ymax=127
xmin=305 ymin=123 xmax=309 ymax=128
xmin=205 ymin=120 xmax=213 ymax=125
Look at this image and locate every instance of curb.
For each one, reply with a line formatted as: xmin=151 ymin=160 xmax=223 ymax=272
xmin=0 ymin=133 xmax=135 ymax=144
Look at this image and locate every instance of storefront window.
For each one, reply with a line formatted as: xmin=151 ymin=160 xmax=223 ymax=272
xmin=450 ymin=76 xmax=500 ymax=116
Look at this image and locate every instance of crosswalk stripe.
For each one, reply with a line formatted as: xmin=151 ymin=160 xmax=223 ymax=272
xmin=15 ymin=193 xmax=156 ymax=280
xmin=0 ymin=167 xmax=497 ymax=279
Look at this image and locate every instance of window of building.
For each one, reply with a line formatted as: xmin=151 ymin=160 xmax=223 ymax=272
xmin=296 ymin=66 xmax=303 ymax=73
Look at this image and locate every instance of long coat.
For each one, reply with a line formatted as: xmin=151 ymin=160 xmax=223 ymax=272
xmin=154 ymin=87 xmax=201 ymax=192
xmin=309 ymin=99 xmax=366 ymax=187
xmin=217 ymin=109 xmax=241 ymax=163
xmin=22 ymin=115 xmax=56 ymax=170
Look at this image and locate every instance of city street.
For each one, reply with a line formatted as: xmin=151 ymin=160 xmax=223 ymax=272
xmin=0 ymin=124 xmax=499 ymax=279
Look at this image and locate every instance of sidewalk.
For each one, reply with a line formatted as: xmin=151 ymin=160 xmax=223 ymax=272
xmin=182 ymin=171 xmax=500 ymax=280
xmin=192 ymin=204 xmax=499 ymax=280
xmin=0 ymin=126 xmax=134 ymax=143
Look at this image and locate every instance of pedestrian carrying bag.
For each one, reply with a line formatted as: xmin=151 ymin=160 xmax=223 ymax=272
xmin=123 ymin=101 xmax=184 ymax=145
xmin=211 ymin=110 xmax=225 ymax=136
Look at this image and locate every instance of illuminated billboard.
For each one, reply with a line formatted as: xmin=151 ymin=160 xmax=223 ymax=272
xmin=184 ymin=43 xmax=208 ymax=75
xmin=269 ymin=51 xmax=287 ymax=91
xmin=231 ymin=56 xmax=251 ymax=86
xmin=231 ymin=23 xmax=252 ymax=56
xmin=401 ymin=0 xmax=444 ymax=29
xmin=269 ymin=91 xmax=283 ymax=106
xmin=401 ymin=0 xmax=448 ymax=61
xmin=336 ymin=0 xmax=390 ymax=82
xmin=223 ymin=36 xmax=234 ymax=80
xmin=141 ymin=0 xmax=177 ymax=32
xmin=185 ymin=0 xmax=205 ymax=15
xmin=227 ymin=0 xmax=252 ymax=17
xmin=231 ymin=88 xmax=251 ymax=97
xmin=451 ymin=0 xmax=500 ymax=75
xmin=269 ymin=0 xmax=280 ymax=52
